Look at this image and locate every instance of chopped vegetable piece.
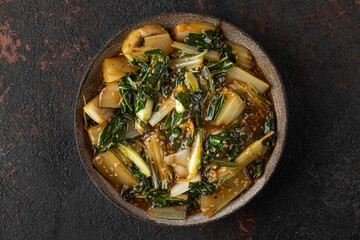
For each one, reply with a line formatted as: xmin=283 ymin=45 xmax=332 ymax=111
xmin=187 ymin=129 xmax=203 ymax=180
xmin=92 ymin=151 xmax=138 ymax=186
xmin=121 ymin=24 xmax=167 ymax=62
xmin=144 ymin=33 xmax=175 ymax=54
xmin=118 ymin=143 xmax=151 ymax=177
xmin=170 ymin=173 xmax=201 ymax=197
xmin=185 ymin=72 xmax=199 ymax=92
xmin=102 ymin=56 xmax=138 ymax=82
xmin=229 ymin=81 xmax=271 ymax=109
xmin=148 ymin=206 xmax=187 ymax=220
xmin=200 ymin=169 xmax=252 ymax=218
xmin=83 ymin=94 xmax=114 ymax=124
xmin=148 ymin=98 xmax=175 ymax=126
xmin=235 ymin=131 xmax=275 ymax=164
xmin=200 ymin=66 xmax=214 ymax=96
xmin=171 ymin=41 xmax=220 ymax=61
xmin=125 ymin=121 xmax=142 ymax=139
xmin=213 ymin=87 xmax=245 ymax=126
xmin=144 ymin=133 xmax=173 ymax=189
xmin=99 ymin=82 xmax=122 ymax=108
xmin=224 ymin=40 xmax=253 ymax=70
xmin=226 ymin=66 xmax=269 ymax=94
xmin=87 ymin=123 xmax=106 ymax=145
xmin=136 ymin=99 xmax=154 ymax=122
xmin=207 ymin=56 xmax=234 ymax=73
xmin=174 ymin=22 xmax=215 ymax=42
xmin=205 ymin=93 xmax=226 ymax=121
xmin=213 ymin=131 xmax=275 ymax=183
xmin=169 ymin=51 xmax=206 ymax=70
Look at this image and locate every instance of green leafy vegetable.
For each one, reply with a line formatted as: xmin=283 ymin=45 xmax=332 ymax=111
xmin=185 ymin=24 xmax=221 ymax=51
xmin=208 ymin=57 xmax=234 ymax=73
xmin=205 ymin=93 xmax=226 ymax=121
xmin=247 ymin=159 xmax=265 ymax=180
xmin=203 ymin=128 xmax=248 ymax=163
xmin=98 ymin=116 xmax=127 ymax=147
xmin=189 ymin=180 xmax=216 ymax=196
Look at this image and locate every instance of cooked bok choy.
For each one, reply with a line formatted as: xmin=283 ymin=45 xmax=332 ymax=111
xmin=144 ymin=133 xmax=173 ymax=189
xmin=84 ymin=21 xmax=277 ymax=220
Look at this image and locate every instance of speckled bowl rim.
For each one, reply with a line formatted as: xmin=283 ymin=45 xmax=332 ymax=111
xmin=74 ymin=12 xmax=288 ymax=227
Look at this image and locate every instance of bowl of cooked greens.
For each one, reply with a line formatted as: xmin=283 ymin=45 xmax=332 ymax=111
xmin=74 ymin=13 xmax=287 ymax=226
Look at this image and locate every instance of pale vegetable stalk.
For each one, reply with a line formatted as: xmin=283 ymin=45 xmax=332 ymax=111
xmin=200 ymin=169 xmax=252 ymax=218
xmin=186 ymin=129 xmax=203 ymax=181
xmin=148 ymin=98 xmax=175 ymax=126
xmin=213 ymin=88 xmax=245 ymax=126
xmin=121 ymin=24 xmax=168 ymax=61
xmin=92 ymin=151 xmax=138 ymax=187
xmin=144 ymin=133 xmax=173 ymax=189
xmin=136 ymin=99 xmax=154 ymax=123
xmin=225 ymin=40 xmax=253 ymax=70
xmin=185 ymin=72 xmax=199 ymax=92
xmin=117 ymin=144 xmax=151 ymax=177
xmin=148 ymin=206 xmax=187 ymax=220
xmin=229 ymin=81 xmax=271 ymax=109
xmin=124 ymin=121 xmax=142 ymax=139
xmin=99 ymin=82 xmax=122 ymax=108
xmin=102 ymin=56 xmax=137 ymax=82
xmin=169 ymin=51 xmax=207 ymax=70
xmin=171 ymin=41 xmax=220 ymax=61
xmin=83 ymin=94 xmax=114 ymax=124
xmin=175 ymin=84 xmax=187 ymax=113
xmin=226 ymin=66 xmax=269 ymax=94
xmin=87 ymin=123 xmax=106 ymax=145
xmin=174 ymin=22 xmax=215 ymax=42
xmin=144 ymin=33 xmax=175 ymax=54
xmin=170 ymin=172 xmax=201 ymax=197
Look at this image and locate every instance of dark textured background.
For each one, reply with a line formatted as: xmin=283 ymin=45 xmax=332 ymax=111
xmin=1 ymin=0 xmax=359 ymax=239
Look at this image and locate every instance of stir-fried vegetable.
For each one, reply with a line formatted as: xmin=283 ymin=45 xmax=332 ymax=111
xmin=226 ymin=66 xmax=269 ymax=94
xmin=169 ymin=51 xmax=207 ymax=70
xmin=87 ymin=123 xmax=106 ymax=145
xmin=224 ymin=40 xmax=253 ymax=71
xmin=187 ymin=129 xmax=203 ymax=180
xmin=102 ymin=56 xmax=138 ymax=82
xmin=174 ymin=22 xmax=215 ymax=42
xmin=144 ymin=33 xmax=175 ymax=54
xmin=144 ymin=133 xmax=173 ymax=189
xmin=200 ymin=169 xmax=252 ymax=218
xmin=171 ymin=41 xmax=220 ymax=61
xmin=213 ymin=87 xmax=245 ymax=126
xmin=148 ymin=206 xmax=187 ymax=220
xmin=211 ymin=131 xmax=275 ymax=184
xmin=84 ymin=22 xmax=277 ymax=220
xmin=118 ymin=143 xmax=151 ymax=177
xmin=92 ymin=151 xmax=138 ymax=186
xmin=84 ymin=94 xmax=114 ymax=124
xmin=148 ymin=97 xmax=175 ymax=126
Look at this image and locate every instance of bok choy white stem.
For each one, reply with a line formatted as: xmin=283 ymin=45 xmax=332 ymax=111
xmin=117 ymin=144 xmax=151 ymax=177
xmin=226 ymin=66 xmax=269 ymax=94
xmin=144 ymin=133 xmax=173 ymax=189
xmin=148 ymin=98 xmax=175 ymax=126
xmin=148 ymin=206 xmax=187 ymax=220
xmin=186 ymin=129 xmax=203 ymax=181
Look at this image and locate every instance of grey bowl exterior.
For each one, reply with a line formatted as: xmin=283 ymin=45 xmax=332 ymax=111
xmin=74 ymin=13 xmax=288 ymax=226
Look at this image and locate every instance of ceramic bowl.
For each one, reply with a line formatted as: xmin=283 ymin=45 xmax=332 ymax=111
xmin=74 ymin=13 xmax=287 ymax=226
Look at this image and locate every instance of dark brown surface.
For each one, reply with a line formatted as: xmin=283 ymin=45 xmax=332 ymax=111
xmin=1 ymin=0 xmax=359 ymax=239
